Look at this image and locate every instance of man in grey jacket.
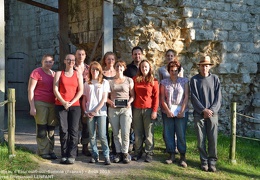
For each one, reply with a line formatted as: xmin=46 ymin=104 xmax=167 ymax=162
xmin=190 ymin=56 xmax=222 ymax=172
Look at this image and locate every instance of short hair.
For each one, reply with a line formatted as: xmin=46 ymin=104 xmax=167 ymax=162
xmin=41 ymin=54 xmax=53 ymax=62
xmin=76 ymin=48 xmax=86 ymax=53
xmin=132 ymin=46 xmax=143 ymax=55
xmin=165 ymin=49 xmax=177 ymax=56
xmin=114 ymin=60 xmax=127 ymax=70
xmin=167 ymin=60 xmax=182 ymax=73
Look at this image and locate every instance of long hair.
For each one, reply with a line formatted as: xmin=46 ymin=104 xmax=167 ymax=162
xmin=136 ymin=60 xmax=154 ymax=85
xmin=100 ymin=51 xmax=117 ymax=69
xmin=88 ymin=61 xmax=103 ymax=84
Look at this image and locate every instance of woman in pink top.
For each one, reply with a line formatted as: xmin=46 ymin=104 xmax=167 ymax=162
xmin=53 ymin=54 xmax=83 ymax=164
xmin=132 ymin=60 xmax=159 ymax=163
xmin=28 ymin=54 xmax=58 ymax=160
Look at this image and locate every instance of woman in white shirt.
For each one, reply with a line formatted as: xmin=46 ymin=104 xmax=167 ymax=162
xmin=82 ymin=61 xmax=111 ymax=165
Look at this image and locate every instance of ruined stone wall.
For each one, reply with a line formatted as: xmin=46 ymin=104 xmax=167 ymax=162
xmin=111 ymin=0 xmax=260 ymax=137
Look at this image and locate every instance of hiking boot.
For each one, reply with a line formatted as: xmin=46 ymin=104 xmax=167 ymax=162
xmin=113 ymin=153 xmax=123 ymax=163
xmin=104 ymin=157 xmax=111 ymax=165
xmin=209 ymin=165 xmax=217 ymax=172
xmin=60 ymin=157 xmax=67 ymax=164
xmin=165 ymin=153 xmax=175 ymax=164
xmin=89 ymin=157 xmax=99 ymax=163
xmin=179 ymin=153 xmax=187 ymax=168
xmin=82 ymin=144 xmax=91 ymax=156
xmin=66 ymin=158 xmax=75 ymax=164
xmin=144 ymin=153 xmax=153 ymax=163
xmin=201 ymin=164 xmax=208 ymax=171
xmin=40 ymin=154 xmax=52 ymax=160
xmin=123 ymin=153 xmax=131 ymax=164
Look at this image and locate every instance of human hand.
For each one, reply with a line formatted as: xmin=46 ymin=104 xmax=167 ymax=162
xmin=151 ymin=112 xmax=157 ymax=120
xmin=203 ymin=109 xmax=213 ymax=118
xmin=29 ymin=107 xmax=36 ymax=116
xmin=177 ymin=112 xmax=184 ymax=118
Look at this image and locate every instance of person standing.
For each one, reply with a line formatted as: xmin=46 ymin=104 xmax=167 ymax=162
xmin=28 ymin=54 xmax=58 ymax=160
xmin=53 ymin=54 xmax=83 ymax=164
xmin=107 ymin=60 xmax=135 ymax=164
xmin=190 ymin=56 xmax=222 ymax=172
xmin=74 ymin=48 xmax=91 ymax=156
xmin=82 ymin=61 xmax=111 ymax=165
xmin=160 ymin=60 xmax=189 ymax=167
xmin=132 ymin=60 xmax=159 ymax=163
xmin=124 ymin=46 xmax=143 ymax=152
xmin=101 ymin=51 xmax=117 ymax=155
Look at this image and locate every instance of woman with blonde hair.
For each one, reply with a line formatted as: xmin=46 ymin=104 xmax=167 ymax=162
xmin=82 ymin=61 xmax=111 ymax=165
xmin=132 ymin=60 xmax=159 ymax=163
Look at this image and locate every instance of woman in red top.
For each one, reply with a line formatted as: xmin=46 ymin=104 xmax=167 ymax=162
xmin=28 ymin=54 xmax=58 ymax=160
xmin=132 ymin=60 xmax=159 ymax=163
xmin=53 ymin=54 xmax=83 ymax=164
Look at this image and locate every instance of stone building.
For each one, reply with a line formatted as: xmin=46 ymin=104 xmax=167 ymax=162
xmin=4 ymin=0 xmax=260 ymax=138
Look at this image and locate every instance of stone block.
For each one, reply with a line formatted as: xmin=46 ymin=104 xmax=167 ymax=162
xmin=195 ymin=30 xmax=215 ymax=40
xmin=231 ymin=3 xmax=247 ymax=12
xmin=214 ymin=30 xmax=228 ymax=41
xmin=200 ymin=9 xmax=215 ymax=19
xmin=229 ymin=31 xmax=253 ymax=42
xmin=222 ymin=42 xmax=241 ymax=52
xmin=239 ymin=63 xmax=258 ymax=74
xmin=183 ymin=7 xmax=200 ymax=18
xmin=212 ymin=20 xmax=233 ymax=30
xmin=252 ymin=93 xmax=260 ymax=107
xmin=229 ymin=12 xmax=243 ymax=22
xmin=255 ymin=131 xmax=260 ymax=138
xmin=241 ymin=43 xmax=259 ymax=53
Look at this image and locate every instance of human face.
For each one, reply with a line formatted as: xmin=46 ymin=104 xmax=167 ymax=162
xmin=169 ymin=66 xmax=179 ymax=77
xmin=64 ymin=55 xmax=76 ymax=68
xmin=105 ymin=55 xmax=115 ymax=67
xmin=199 ymin=64 xmax=211 ymax=77
xmin=42 ymin=56 xmax=54 ymax=70
xmin=75 ymin=50 xmax=86 ymax=63
xmin=166 ymin=51 xmax=175 ymax=62
xmin=132 ymin=49 xmax=142 ymax=65
xmin=115 ymin=63 xmax=125 ymax=74
xmin=140 ymin=61 xmax=150 ymax=77
xmin=90 ymin=65 xmax=100 ymax=80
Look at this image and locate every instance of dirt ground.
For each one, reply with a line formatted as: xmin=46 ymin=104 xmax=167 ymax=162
xmin=6 ymin=111 xmax=153 ymax=179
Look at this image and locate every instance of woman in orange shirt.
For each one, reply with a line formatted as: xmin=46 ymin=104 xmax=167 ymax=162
xmin=132 ymin=60 xmax=159 ymax=163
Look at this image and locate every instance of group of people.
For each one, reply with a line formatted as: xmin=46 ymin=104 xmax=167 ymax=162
xmin=28 ymin=46 xmax=221 ymax=172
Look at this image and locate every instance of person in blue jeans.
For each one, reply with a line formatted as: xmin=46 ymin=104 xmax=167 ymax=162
xmin=160 ymin=60 xmax=189 ymax=167
xmin=82 ymin=61 xmax=111 ymax=165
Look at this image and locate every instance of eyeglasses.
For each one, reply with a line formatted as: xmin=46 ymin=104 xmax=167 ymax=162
xmin=66 ymin=59 xmax=75 ymax=62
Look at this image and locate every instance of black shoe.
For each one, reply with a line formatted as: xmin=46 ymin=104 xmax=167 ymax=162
xmin=104 ymin=158 xmax=111 ymax=165
xmin=144 ymin=153 xmax=153 ymax=163
xmin=60 ymin=157 xmax=67 ymax=164
xmin=49 ymin=153 xmax=58 ymax=160
xmin=40 ymin=154 xmax=52 ymax=160
xmin=123 ymin=153 xmax=131 ymax=164
xmin=132 ymin=153 xmax=142 ymax=161
xmin=113 ymin=153 xmax=122 ymax=163
xmin=66 ymin=158 xmax=75 ymax=164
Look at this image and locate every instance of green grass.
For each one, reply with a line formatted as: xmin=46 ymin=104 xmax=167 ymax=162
xmin=0 ymin=143 xmax=38 ymax=177
xmin=0 ymin=125 xmax=259 ymax=179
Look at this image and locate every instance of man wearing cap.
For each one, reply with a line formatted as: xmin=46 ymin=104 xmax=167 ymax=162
xmin=190 ymin=56 xmax=222 ymax=172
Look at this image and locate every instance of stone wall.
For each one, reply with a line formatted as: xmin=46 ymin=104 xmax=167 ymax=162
xmin=5 ymin=0 xmax=59 ymax=71
xmin=110 ymin=0 xmax=260 ymax=137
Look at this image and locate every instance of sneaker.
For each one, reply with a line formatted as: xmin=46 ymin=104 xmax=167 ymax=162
xmin=201 ymin=164 xmax=208 ymax=171
xmin=144 ymin=153 xmax=153 ymax=163
xmin=66 ymin=158 xmax=75 ymax=164
xmin=209 ymin=165 xmax=217 ymax=172
xmin=165 ymin=153 xmax=175 ymax=164
xmin=49 ymin=153 xmax=58 ymax=160
xmin=60 ymin=157 xmax=67 ymax=164
xmin=89 ymin=157 xmax=99 ymax=163
xmin=104 ymin=158 xmax=111 ymax=165
xmin=123 ymin=153 xmax=131 ymax=164
xmin=113 ymin=153 xmax=122 ymax=163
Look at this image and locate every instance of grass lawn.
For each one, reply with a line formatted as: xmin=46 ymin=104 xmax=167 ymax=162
xmin=0 ymin=125 xmax=259 ymax=180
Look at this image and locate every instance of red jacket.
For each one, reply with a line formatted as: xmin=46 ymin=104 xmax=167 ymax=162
xmin=133 ymin=76 xmax=159 ymax=112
